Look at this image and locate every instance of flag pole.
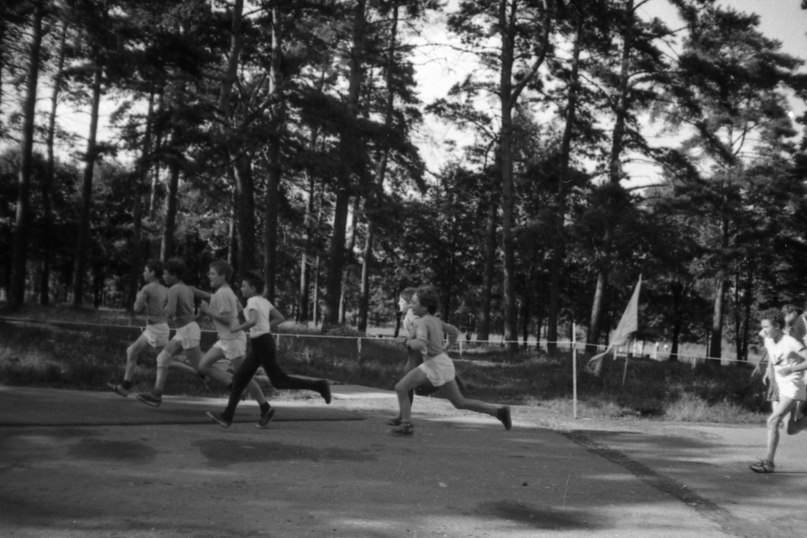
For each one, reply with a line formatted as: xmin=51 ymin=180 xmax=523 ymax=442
xmin=572 ymin=323 xmax=578 ymax=419
xmin=622 ymin=338 xmax=631 ymax=387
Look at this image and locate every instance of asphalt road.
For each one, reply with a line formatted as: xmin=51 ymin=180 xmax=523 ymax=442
xmin=1 ymin=384 xmax=804 ymax=537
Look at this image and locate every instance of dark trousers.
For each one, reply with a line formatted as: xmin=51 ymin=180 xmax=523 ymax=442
xmin=223 ymin=333 xmax=321 ymax=419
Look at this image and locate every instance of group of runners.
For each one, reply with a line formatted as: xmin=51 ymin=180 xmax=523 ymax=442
xmin=107 ymin=258 xmax=331 ymax=428
xmin=109 ymin=259 xmax=512 ymax=436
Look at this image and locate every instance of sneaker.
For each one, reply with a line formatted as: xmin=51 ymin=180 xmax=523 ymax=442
xmin=387 ymin=416 xmax=403 ymax=426
xmin=206 ymin=411 xmax=231 ymax=429
xmin=749 ymin=459 xmax=775 ymax=473
xmin=136 ymin=391 xmax=162 ymax=407
xmin=258 ymin=406 xmax=276 ymax=428
xmin=497 ymin=406 xmax=512 ymax=431
xmin=318 ymin=380 xmax=332 ymax=404
xmin=106 ymin=382 xmax=129 ymax=398
xmin=389 ymin=422 xmax=414 ymax=436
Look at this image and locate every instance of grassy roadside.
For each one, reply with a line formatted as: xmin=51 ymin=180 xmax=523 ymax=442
xmin=0 ymin=305 xmax=769 ymax=424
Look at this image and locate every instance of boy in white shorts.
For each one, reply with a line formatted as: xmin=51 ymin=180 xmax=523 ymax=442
xmin=195 ymin=261 xmax=274 ymax=425
xmin=136 ymin=258 xmax=207 ymax=407
xmin=750 ymin=308 xmax=807 ymax=473
xmin=390 ymin=285 xmax=511 ymax=436
xmin=107 ymin=259 xmax=173 ymax=396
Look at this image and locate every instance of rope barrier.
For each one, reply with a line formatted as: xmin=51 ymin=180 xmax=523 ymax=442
xmin=0 ymin=316 xmax=760 ymax=365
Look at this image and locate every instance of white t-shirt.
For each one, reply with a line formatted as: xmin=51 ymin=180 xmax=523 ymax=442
xmin=210 ymin=285 xmax=240 ymax=340
xmin=245 ymin=295 xmax=274 ymax=338
xmin=764 ymin=334 xmax=807 ymax=401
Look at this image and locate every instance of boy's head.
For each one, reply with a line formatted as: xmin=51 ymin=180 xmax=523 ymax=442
xmin=782 ymin=304 xmax=801 ymax=325
xmin=240 ymin=270 xmax=265 ymax=298
xmin=760 ymin=308 xmax=785 ymax=339
xmin=413 ymin=285 xmax=439 ymax=315
xmin=208 ymin=260 xmax=233 ymax=289
xmin=398 ymin=287 xmax=417 ymax=312
xmin=163 ymin=258 xmax=186 ymax=283
xmin=143 ymin=259 xmax=163 ymax=281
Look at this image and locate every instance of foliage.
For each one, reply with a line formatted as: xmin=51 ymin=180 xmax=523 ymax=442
xmin=1 ymin=0 xmax=806 ymax=363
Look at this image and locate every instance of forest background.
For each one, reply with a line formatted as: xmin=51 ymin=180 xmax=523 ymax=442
xmin=2 ymin=0 xmax=807 ymax=366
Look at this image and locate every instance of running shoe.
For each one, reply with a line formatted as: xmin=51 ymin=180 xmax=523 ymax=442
xmin=206 ymin=411 xmax=232 ymax=429
xmin=106 ymin=382 xmax=129 ymax=398
xmin=136 ymin=391 xmax=162 ymax=407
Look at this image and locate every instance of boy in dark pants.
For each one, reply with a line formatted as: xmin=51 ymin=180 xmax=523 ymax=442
xmin=206 ymin=271 xmax=331 ymax=428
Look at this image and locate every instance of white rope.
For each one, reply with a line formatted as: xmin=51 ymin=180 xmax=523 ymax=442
xmin=0 ymin=316 xmax=758 ymax=364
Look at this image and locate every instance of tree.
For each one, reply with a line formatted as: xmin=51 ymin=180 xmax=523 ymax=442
xmin=664 ymin=0 xmax=806 ymax=358
xmin=9 ymin=1 xmax=45 ymax=309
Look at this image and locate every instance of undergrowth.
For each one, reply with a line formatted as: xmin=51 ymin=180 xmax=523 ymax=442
xmin=0 ymin=306 xmax=771 ymax=424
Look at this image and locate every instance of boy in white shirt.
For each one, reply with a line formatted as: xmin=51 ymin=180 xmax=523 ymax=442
xmin=750 ymin=308 xmax=807 ymax=473
xmin=206 ymin=270 xmax=331 ymax=428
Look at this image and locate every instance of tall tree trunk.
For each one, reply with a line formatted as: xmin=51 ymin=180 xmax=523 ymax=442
xmin=497 ymin=0 xmax=550 ymax=350
xmin=339 ymin=198 xmax=360 ymax=325
xmin=10 ymin=2 xmax=43 ymax=309
xmin=40 ymin=20 xmax=67 ymax=306
xmin=476 ymin=191 xmax=497 ymax=341
xmin=549 ymin=7 xmax=583 ymax=353
xmin=324 ymin=0 xmax=366 ymax=330
xmin=127 ymin=89 xmax=156 ymax=309
xmin=161 ymin=156 xmax=181 ymax=260
xmin=263 ymin=3 xmax=283 ymax=302
xmin=358 ymin=2 xmax=399 ymax=333
xmin=709 ymin=215 xmax=730 ymax=360
xmin=71 ymin=54 xmax=103 ymax=307
xmin=219 ymin=0 xmax=255 ymax=276
xmin=231 ymin=151 xmax=256 ymax=274
xmin=297 ymin=172 xmax=318 ymax=323
xmin=710 ymin=277 xmax=727 ymax=360
xmin=588 ymin=0 xmax=634 ymax=347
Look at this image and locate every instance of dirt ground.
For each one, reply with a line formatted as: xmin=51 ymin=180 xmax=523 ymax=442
xmin=1 ymin=383 xmax=806 ymax=537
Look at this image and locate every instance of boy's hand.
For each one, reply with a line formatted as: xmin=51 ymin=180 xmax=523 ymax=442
xmin=199 ymin=302 xmax=212 ymax=316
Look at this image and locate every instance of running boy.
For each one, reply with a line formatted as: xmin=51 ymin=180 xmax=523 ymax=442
xmin=107 ymin=259 xmax=197 ymax=396
xmin=135 ymin=258 xmax=207 ymax=407
xmin=390 ymin=285 xmax=511 ymax=436
xmin=388 ymin=287 xmax=467 ymax=426
xmin=206 ymin=270 xmax=331 ymax=428
xmin=193 ymin=261 xmax=274 ymax=426
xmin=750 ymin=308 xmax=807 ymax=473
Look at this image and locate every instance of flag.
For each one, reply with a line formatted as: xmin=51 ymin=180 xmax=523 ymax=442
xmin=585 ymin=276 xmax=642 ymax=376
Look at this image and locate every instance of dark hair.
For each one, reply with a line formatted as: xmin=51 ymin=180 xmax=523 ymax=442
xmin=242 ymin=270 xmax=265 ymax=292
xmin=760 ymin=308 xmax=785 ymax=329
xmin=163 ymin=258 xmax=186 ymax=280
xmin=400 ymin=287 xmax=417 ymax=301
xmin=782 ymin=304 xmax=801 ymax=316
xmin=415 ymin=285 xmax=439 ymax=315
xmin=145 ymin=258 xmax=163 ymax=276
xmin=209 ymin=260 xmax=233 ymax=282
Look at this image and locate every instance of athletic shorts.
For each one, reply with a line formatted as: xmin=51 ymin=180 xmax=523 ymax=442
xmin=171 ymin=322 xmax=201 ymax=350
xmin=213 ymin=335 xmax=247 ymax=360
xmin=143 ymin=323 xmax=170 ymax=348
xmin=418 ymin=353 xmax=455 ymax=387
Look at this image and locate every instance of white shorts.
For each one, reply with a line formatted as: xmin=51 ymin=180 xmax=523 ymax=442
xmin=171 ymin=322 xmax=201 ymax=350
xmin=143 ymin=323 xmax=170 ymax=348
xmin=213 ymin=336 xmax=247 ymax=360
xmin=418 ymin=353 xmax=455 ymax=387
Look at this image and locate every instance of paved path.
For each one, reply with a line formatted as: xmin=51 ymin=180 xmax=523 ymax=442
xmin=0 ymin=384 xmax=804 ymax=537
